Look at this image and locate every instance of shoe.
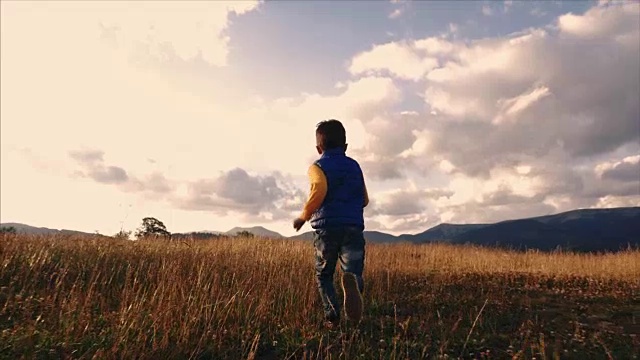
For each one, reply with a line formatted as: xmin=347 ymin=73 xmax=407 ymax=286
xmin=341 ymin=272 xmax=363 ymax=322
xmin=323 ymin=319 xmax=338 ymax=330
xmin=323 ymin=314 xmax=340 ymax=329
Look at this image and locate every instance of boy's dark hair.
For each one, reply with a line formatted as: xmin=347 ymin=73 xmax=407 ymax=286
xmin=316 ymin=119 xmax=346 ymax=149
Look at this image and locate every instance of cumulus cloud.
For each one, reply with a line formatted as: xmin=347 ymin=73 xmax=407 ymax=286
xmin=124 ymin=172 xmax=173 ymax=194
xmin=69 ymin=149 xmax=307 ymax=221
xmin=346 ymin=0 xmax=638 ymax=229
xmin=69 ymin=150 xmax=306 ymax=219
xmin=349 ymin=42 xmax=439 ymax=81
xmin=350 ymin=2 xmax=638 ymax=181
xmin=494 ymin=86 xmax=551 ymax=124
xmin=70 ymin=150 xmax=129 ymax=184
xmin=69 ymin=150 xmax=105 ymax=165
xmin=478 ymin=185 xmax=545 ymax=207
xmin=173 ymin=168 xmax=305 ymax=221
xmin=88 ymin=166 xmax=129 ymax=184
xmin=352 ymin=112 xmax=436 ymax=181
xmin=558 ymin=2 xmax=639 ymax=41
xmin=342 ymin=3 xmax=639 ymax=231
xmin=420 ymin=4 xmax=640 ymax=164
xmin=70 ymin=149 xmax=175 ymax=194
xmin=378 ymin=213 xmax=440 ymax=233
xmin=213 ymin=168 xmax=284 ymax=206
xmin=602 ymin=162 xmax=639 ymax=183
xmin=224 ymin=75 xmax=400 ymax=181
xmin=414 ymin=37 xmax=459 ymax=55
xmin=439 ymin=201 xmax=557 ymax=225
xmin=358 ymin=156 xmax=405 ymax=181
xmin=363 ymin=186 xmax=455 ymax=232
xmin=596 ymin=155 xmax=640 ymax=182
xmin=371 ymin=188 xmax=454 ymax=216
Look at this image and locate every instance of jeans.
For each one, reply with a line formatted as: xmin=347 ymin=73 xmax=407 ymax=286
xmin=313 ymin=226 xmax=366 ymax=321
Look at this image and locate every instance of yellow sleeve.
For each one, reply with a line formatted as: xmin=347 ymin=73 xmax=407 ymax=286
xmin=299 ymin=164 xmax=327 ymax=221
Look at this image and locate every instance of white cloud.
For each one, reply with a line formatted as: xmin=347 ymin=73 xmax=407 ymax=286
xmin=414 ymin=4 xmax=638 ymax=166
xmin=349 ymin=42 xmax=438 ymax=81
xmin=494 ymin=86 xmax=552 ymax=124
xmin=424 ymin=87 xmax=487 ymax=119
xmin=173 ymin=168 xmax=297 ymax=217
xmin=426 ymin=30 xmax=542 ymax=85
xmin=501 ymin=86 xmax=551 ymax=117
xmin=369 ymin=187 xmax=453 ymax=217
xmin=558 ymin=1 xmax=639 ymax=41
xmin=67 ymin=148 xmax=306 ymax=222
xmin=594 ymin=195 xmax=640 ymax=209
xmin=342 ymin=1 xmax=640 ymax=231
xmin=439 ymin=160 xmax=456 ymax=174
xmin=516 ymin=165 xmax=532 ymax=175
xmin=382 ymin=214 xmax=438 ymax=233
xmin=414 ymin=37 xmax=459 ymax=54
xmin=595 ymin=155 xmax=640 ymax=182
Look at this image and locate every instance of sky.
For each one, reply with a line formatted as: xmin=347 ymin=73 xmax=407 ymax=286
xmin=1 ymin=0 xmax=639 ymax=237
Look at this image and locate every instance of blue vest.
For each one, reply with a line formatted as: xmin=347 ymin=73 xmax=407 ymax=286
xmin=309 ymin=148 xmax=366 ymax=230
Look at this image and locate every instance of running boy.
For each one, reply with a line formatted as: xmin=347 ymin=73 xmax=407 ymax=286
xmin=293 ymin=119 xmax=369 ymax=328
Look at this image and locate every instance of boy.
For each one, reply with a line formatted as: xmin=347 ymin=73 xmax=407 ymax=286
xmin=293 ymin=119 xmax=369 ymax=328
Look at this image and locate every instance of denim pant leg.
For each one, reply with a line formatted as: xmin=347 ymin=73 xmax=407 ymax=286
xmin=313 ymin=230 xmax=341 ymax=320
xmin=338 ymin=227 xmax=366 ymax=294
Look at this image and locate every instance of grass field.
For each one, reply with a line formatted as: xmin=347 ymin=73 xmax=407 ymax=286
xmin=1 ymin=234 xmax=639 ymax=359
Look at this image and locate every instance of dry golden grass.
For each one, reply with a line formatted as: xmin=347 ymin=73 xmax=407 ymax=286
xmin=1 ymin=234 xmax=639 ymax=359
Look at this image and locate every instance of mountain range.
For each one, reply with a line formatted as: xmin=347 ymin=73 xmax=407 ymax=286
xmin=0 ymin=223 xmax=107 ymax=237
xmin=2 ymin=207 xmax=639 ymax=252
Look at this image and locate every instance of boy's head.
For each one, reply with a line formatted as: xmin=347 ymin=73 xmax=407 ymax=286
xmin=316 ymin=119 xmax=347 ymax=154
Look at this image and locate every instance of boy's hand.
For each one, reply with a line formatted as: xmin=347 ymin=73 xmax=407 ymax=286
xmin=293 ymin=218 xmax=306 ymax=232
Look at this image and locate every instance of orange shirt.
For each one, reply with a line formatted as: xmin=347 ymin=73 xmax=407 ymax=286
xmin=299 ymin=164 xmax=369 ymax=221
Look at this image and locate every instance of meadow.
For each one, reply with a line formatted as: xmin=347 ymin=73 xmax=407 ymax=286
xmin=1 ymin=234 xmax=638 ymax=359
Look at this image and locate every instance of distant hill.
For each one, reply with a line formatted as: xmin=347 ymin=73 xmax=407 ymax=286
xmin=452 ymin=207 xmax=640 ymax=252
xmin=286 ymin=207 xmax=640 ymax=252
xmin=225 ymin=226 xmax=283 ymax=238
xmin=175 ymin=227 xmax=284 ymax=239
xmin=289 ymin=224 xmax=490 ymax=244
xmin=363 ymin=230 xmax=404 ymax=243
xmin=288 ymin=231 xmax=315 ymax=241
xmin=195 ymin=230 xmax=224 ymax=235
xmin=401 ymin=223 xmax=490 ymax=243
xmin=0 ymin=222 xmax=102 ymax=237
xmin=5 ymin=207 xmax=638 ymax=252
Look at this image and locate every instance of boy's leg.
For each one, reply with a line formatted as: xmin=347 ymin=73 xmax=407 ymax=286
xmin=339 ymin=227 xmax=365 ymax=321
xmin=339 ymin=227 xmax=366 ymax=292
xmin=313 ymin=229 xmax=341 ymax=324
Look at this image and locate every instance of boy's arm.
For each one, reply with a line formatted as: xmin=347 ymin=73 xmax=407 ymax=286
xmin=298 ymin=164 xmax=328 ymax=222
